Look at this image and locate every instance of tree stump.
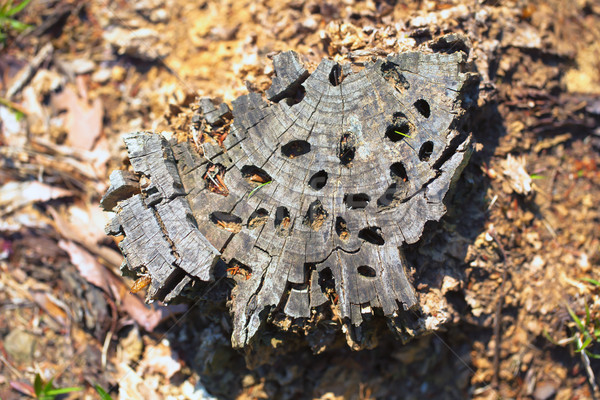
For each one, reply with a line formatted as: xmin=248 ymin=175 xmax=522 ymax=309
xmin=101 ymin=49 xmax=478 ymax=349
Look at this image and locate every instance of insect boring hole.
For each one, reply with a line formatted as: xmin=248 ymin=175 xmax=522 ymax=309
xmin=308 ymin=170 xmax=328 ymax=190
xmin=274 ymin=206 xmax=291 ymax=236
xmin=357 ymin=265 xmax=376 ymax=278
xmin=338 ymin=132 xmax=356 ymax=167
xmin=247 ymin=208 xmax=269 ymax=229
xmin=318 ymin=267 xmax=336 ymax=294
xmin=414 ymin=99 xmax=431 ymax=118
xmin=283 ymin=85 xmax=306 ymax=106
xmin=329 ymin=63 xmax=344 ymax=86
xmin=226 ymin=260 xmax=252 ymax=280
xmin=335 ymin=216 xmax=350 ymax=241
xmin=203 ymin=163 xmax=229 ymax=196
xmin=390 ymin=162 xmax=409 ymax=182
xmin=419 ymin=141 xmax=434 ymax=161
xmin=303 ymin=200 xmax=329 ymax=231
xmin=358 ymin=227 xmax=385 ymax=246
xmin=210 ymin=211 xmax=243 ymax=233
xmin=281 ymin=140 xmax=311 ymax=158
xmin=385 ymin=113 xmax=412 ymax=142
xmin=241 ymin=165 xmax=272 ymax=185
xmin=380 ymin=62 xmax=410 ymax=91
xmin=343 ymin=193 xmax=370 ymax=209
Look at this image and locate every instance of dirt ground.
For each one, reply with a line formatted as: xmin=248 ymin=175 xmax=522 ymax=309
xmin=1 ymin=0 xmax=600 ymax=399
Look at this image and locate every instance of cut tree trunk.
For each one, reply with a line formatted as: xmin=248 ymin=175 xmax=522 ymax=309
xmin=101 ymin=47 xmax=478 ymax=349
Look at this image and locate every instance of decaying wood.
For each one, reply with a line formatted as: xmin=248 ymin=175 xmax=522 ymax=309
xmin=101 ymin=49 xmax=478 ymax=348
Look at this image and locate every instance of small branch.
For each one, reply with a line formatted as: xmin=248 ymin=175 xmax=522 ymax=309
xmin=6 ymin=42 xmax=54 ymax=100
xmin=488 ymin=225 xmax=510 ymax=391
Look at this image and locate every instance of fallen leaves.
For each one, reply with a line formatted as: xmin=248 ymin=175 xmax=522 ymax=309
xmin=50 ymin=82 xmax=103 ymax=151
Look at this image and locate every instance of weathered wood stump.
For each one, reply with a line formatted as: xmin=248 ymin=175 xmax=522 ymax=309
xmin=102 ymin=49 xmax=478 ymax=349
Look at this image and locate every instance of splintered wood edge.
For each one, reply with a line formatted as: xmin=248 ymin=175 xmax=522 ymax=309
xmin=102 ymin=49 xmax=478 ymax=348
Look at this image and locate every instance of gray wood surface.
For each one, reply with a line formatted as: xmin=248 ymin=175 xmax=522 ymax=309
xmin=101 ymin=50 xmax=477 ymax=348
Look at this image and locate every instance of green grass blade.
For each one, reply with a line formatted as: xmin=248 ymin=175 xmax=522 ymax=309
xmin=8 ymin=18 xmax=30 ymax=31
xmin=45 ymin=387 xmax=82 ymax=395
xmin=6 ymin=0 xmax=31 ymax=16
xmin=576 ymin=335 xmax=592 ymax=352
xmin=0 ymin=1 xmax=14 ymax=15
xmin=95 ymin=384 xmax=114 ymax=400
xmin=33 ymin=374 xmax=43 ymax=396
xmin=42 ymin=377 xmax=55 ymax=394
xmin=581 ymin=277 xmax=600 ymax=287
xmin=585 ymin=303 xmax=591 ymax=326
xmin=585 ymin=350 xmax=600 ymax=359
xmin=248 ymin=181 xmax=271 ymax=198
xmin=394 ymin=130 xmax=412 ymax=139
xmin=529 ymin=174 xmax=545 ymax=180
xmin=567 ymin=304 xmax=585 ymax=332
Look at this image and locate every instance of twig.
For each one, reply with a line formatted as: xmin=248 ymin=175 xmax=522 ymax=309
xmin=6 ymin=42 xmax=54 ymax=100
xmin=488 ymin=226 xmax=510 ymax=391
xmin=577 ymin=336 xmax=599 ymax=398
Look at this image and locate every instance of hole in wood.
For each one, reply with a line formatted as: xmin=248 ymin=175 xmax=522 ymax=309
xmin=380 ymin=62 xmax=410 ymax=91
xmin=283 ymin=85 xmax=306 ymax=106
xmin=390 ymin=162 xmax=409 ymax=181
xmin=414 ymin=99 xmax=430 ymax=118
xmin=358 ymin=227 xmax=385 ymax=246
xmin=318 ymin=267 xmax=336 ymax=297
xmin=281 ymin=140 xmax=311 ymax=158
xmin=335 ymin=216 xmax=349 ymax=241
xmin=241 ymin=165 xmax=272 ymax=185
xmin=357 ymin=265 xmax=376 ymax=278
xmin=227 ymin=260 xmax=252 ymax=280
xmin=338 ymin=132 xmax=356 ymax=167
xmin=419 ymin=141 xmax=434 ymax=161
xmin=385 ymin=112 xmax=412 ymax=142
xmin=274 ymin=206 xmax=291 ymax=236
xmin=329 ymin=63 xmax=343 ymax=86
xmin=376 ymin=183 xmax=409 ymax=210
xmin=247 ymin=208 xmax=269 ymax=229
xmin=210 ymin=211 xmax=242 ymax=233
xmin=203 ymin=163 xmax=229 ymax=196
xmin=343 ymin=193 xmax=370 ymax=209
xmin=303 ymin=200 xmax=329 ymax=231
xmin=308 ymin=170 xmax=328 ymax=190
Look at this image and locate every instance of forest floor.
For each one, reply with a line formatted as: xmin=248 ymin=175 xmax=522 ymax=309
xmin=1 ymin=0 xmax=600 ymax=399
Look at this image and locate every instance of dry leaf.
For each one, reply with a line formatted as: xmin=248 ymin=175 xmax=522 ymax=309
xmin=58 ymin=240 xmax=110 ymax=290
xmin=51 ymin=85 xmax=103 ymax=151
xmin=0 ymin=181 xmax=72 ymax=215
xmin=500 ymin=154 xmax=532 ymax=195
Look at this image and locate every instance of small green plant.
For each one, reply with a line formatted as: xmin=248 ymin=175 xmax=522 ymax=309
xmin=248 ymin=180 xmax=271 ymax=198
xmin=0 ymin=0 xmax=32 ymax=44
xmin=545 ymin=278 xmax=600 ymax=392
xmin=32 ymin=373 xmax=82 ymax=399
xmin=563 ymin=303 xmax=600 ymax=359
xmin=394 ymin=130 xmax=413 ymax=139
